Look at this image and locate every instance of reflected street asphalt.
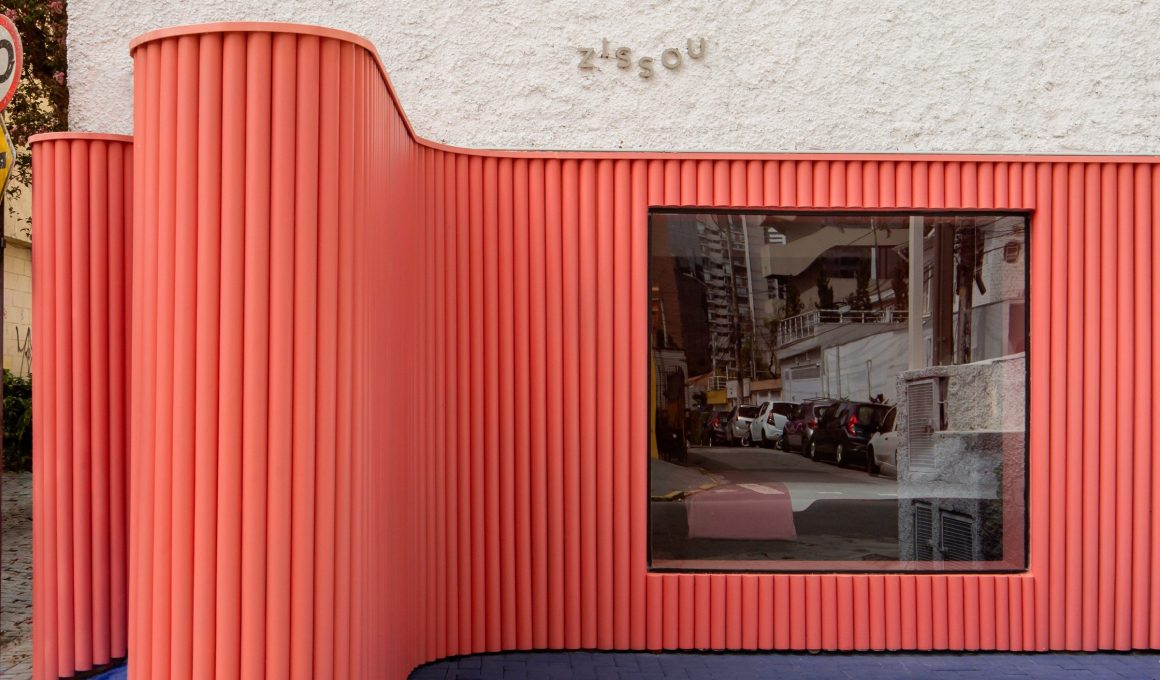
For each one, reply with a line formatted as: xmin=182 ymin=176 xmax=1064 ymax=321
xmin=651 ymin=445 xmax=902 ymax=562
xmin=687 ymin=445 xmax=898 ymax=512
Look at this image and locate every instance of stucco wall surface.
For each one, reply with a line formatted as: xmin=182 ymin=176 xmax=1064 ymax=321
xmin=69 ymin=1 xmax=1160 ymax=154
xmin=3 ymin=244 xmax=32 ymax=377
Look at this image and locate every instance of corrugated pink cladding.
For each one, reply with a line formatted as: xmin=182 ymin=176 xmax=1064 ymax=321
xmin=30 ymin=133 xmax=133 ymax=680
xmin=423 ymin=154 xmax=1156 ymax=655
xmin=62 ymin=19 xmax=1160 ymax=680
xmin=416 ymin=156 xmax=1160 ymax=655
xmin=127 ymin=26 xmax=426 ymax=680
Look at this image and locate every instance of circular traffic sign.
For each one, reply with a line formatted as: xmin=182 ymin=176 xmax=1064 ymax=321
xmin=0 ymin=14 xmax=22 ymax=112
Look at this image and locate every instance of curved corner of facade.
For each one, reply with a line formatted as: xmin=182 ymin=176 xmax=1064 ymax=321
xmin=29 ymin=132 xmax=134 ymax=146
xmin=30 ymin=127 xmax=134 ymax=680
xmin=128 ymin=21 xmax=422 ymax=144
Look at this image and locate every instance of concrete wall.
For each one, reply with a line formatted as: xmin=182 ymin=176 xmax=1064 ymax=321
xmin=68 ymin=0 xmax=1160 ymax=153
xmin=3 ymin=243 xmax=32 ymax=377
xmin=822 ymin=327 xmax=908 ymax=404
xmin=3 ymin=179 xmax=33 ymax=377
xmin=895 ymin=355 xmax=1026 ymax=565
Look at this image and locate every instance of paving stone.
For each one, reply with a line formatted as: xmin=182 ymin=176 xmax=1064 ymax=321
xmin=0 ymin=472 xmax=32 ymax=680
xmin=406 ymin=652 xmax=1160 ymax=679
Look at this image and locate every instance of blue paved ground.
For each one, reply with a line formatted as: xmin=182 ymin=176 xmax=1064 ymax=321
xmin=90 ymin=665 xmax=127 ymax=679
xmin=90 ymin=652 xmax=1160 ymax=679
xmin=408 ymin=652 xmax=1160 ymax=679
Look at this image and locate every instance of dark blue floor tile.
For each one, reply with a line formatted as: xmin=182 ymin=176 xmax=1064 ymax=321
xmin=408 ymin=652 xmax=1160 ymax=680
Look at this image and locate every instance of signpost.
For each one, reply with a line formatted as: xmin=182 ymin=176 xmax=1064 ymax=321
xmin=0 ymin=115 xmax=12 ymax=195
xmin=0 ymin=14 xmax=19 ymax=478
xmin=0 ymin=14 xmax=21 ymax=113
xmin=0 ymin=12 xmax=19 ymax=195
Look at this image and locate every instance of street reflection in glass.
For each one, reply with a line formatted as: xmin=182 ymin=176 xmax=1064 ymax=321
xmin=649 ymin=211 xmax=1027 ymax=571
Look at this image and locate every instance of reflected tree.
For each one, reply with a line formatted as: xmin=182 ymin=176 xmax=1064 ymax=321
xmin=784 ymin=281 xmax=803 ymax=318
xmin=752 ymin=318 xmax=779 ymax=378
xmin=846 ymin=260 xmax=873 ymax=311
xmin=815 ymin=265 xmax=835 ymax=322
xmin=891 ymin=261 xmax=908 ymax=312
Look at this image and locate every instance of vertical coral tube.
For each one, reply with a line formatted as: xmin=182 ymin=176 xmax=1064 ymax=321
xmin=191 ymin=31 xmax=223 ymax=680
xmin=31 ymin=133 xmax=133 ymax=680
xmin=290 ymin=33 xmax=321 ymax=680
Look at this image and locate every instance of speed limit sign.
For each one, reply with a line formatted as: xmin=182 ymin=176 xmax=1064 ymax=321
xmin=0 ymin=14 xmax=21 ymax=113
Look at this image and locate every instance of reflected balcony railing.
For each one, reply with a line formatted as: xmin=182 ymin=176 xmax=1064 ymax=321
xmin=777 ymin=308 xmax=909 ymax=346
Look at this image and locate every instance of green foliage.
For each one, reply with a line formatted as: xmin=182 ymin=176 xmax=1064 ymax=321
xmin=3 ymin=369 xmax=32 ymax=471
xmin=815 ymin=266 xmax=834 ymax=309
xmin=756 ymin=318 xmax=779 ymax=377
xmin=783 ymin=280 xmax=803 ymax=318
xmin=891 ymin=261 xmax=908 ymax=311
xmin=3 ymin=0 xmax=69 ymax=234
xmin=846 ymin=260 xmax=873 ymax=311
xmin=738 ymin=336 xmax=754 ymax=380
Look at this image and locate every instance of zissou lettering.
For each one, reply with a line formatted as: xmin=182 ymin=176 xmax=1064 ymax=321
xmin=577 ymin=38 xmax=707 ymax=79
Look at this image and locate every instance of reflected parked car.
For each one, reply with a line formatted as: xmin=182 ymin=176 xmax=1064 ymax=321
xmin=750 ymin=401 xmax=796 ymax=448
xmin=783 ymin=399 xmax=837 ymax=454
xmin=727 ymin=404 xmax=762 ymax=446
xmin=705 ymin=410 xmax=730 ymax=446
xmin=686 ymin=410 xmax=709 ymax=447
xmin=867 ymin=406 xmax=899 ymax=477
xmin=809 ymin=400 xmax=893 ymax=467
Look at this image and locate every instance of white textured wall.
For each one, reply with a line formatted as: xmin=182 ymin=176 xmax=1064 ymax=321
xmin=70 ymin=0 xmax=1160 ymax=153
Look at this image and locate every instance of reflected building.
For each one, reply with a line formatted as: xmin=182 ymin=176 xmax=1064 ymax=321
xmin=693 ymin=213 xmax=757 ymax=383
xmin=650 ymin=213 xmax=759 ymax=387
xmin=896 ymin=216 xmax=1027 ymax=564
xmin=764 ymin=216 xmax=910 ymax=403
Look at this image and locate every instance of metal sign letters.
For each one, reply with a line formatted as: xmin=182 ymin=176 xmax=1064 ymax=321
xmin=577 ymin=38 xmax=707 ymax=79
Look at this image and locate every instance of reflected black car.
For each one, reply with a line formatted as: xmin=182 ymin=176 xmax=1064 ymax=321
xmin=706 ymin=409 xmax=730 ymax=446
xmin=808 ymin=400 xmax=893 ymax=467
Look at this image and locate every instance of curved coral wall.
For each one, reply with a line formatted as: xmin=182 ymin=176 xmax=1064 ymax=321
xmin=31 ymin=134 xmax=133 ymax=679
xmin=125 ymin=25 xmax=425 ymax=679
xmin=30 ymin=20 xmax=1160 ymax=680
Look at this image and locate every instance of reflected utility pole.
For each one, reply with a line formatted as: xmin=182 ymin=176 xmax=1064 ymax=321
xmin=908 ymin=216 xmax=924 ymax=370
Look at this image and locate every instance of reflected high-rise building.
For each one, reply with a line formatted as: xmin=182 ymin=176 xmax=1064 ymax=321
xmin=692 ymin=213 xmax=757 ymax=382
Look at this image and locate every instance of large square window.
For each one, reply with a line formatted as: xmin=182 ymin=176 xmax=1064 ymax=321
xmin=648 ymin=210 xmax=1027 ymax=572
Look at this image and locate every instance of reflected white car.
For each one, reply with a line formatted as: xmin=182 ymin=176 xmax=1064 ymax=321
xmin=728 ymin=404 xmax=761 ymax=445
xmin=868 ymin=406 xmax=899 ymax=477
xmin=750 ymin=401 xmax=795 ymax=448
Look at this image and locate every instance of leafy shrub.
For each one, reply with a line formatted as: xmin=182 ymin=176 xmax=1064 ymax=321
xmin=3 ymin=370 xmax=32 ymax=472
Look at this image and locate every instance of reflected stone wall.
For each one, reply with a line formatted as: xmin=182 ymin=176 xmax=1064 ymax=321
xmin=897 ymin=354 xmax=1026 ymax=565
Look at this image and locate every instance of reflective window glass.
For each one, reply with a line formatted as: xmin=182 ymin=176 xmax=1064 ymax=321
xmin=648 ymin=211 xmax=1028 ymax=572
